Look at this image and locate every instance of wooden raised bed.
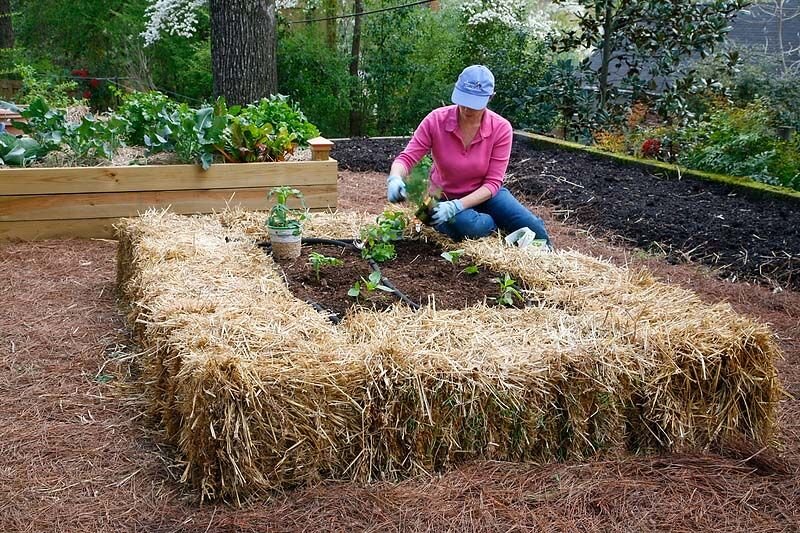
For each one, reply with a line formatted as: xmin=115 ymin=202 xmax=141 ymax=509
xmin=0 ymin=137 xmax=337 ymax=240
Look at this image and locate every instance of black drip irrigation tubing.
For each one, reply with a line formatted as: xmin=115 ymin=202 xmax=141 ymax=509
xmin=257 ymin=237 xmax=421 ymax=313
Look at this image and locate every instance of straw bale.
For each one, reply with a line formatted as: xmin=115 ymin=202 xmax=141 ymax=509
xmin=115 ymin=209 xmax=781 ymax=501
xmin=342 ymin=305 xmax=639 ymax=479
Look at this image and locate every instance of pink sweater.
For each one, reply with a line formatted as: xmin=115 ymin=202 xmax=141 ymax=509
xmin=393 ymin=105 xmax=513 ymax=198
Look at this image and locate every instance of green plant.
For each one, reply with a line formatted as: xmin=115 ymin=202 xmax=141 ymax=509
xmin=13 ymin=98 xmax=68 ymax=152
xmin=64 ymin=113 xmax=131 ymax=160
xmin=308 ymin=252 xmax=343 ymax=281
xmin=239 ymin=95 xmax=320 ymax=146
xmin=462 ymin=264 xmax=480 ymax=275
xmin=347 ymin=271 xmax=393 ymax=299
xmin=0 ymin=132 xmax=43 ymax=166
xmin=492 ymin=274 xmax=523 ymax=307
xmin=677 ymin=99 xmax=800 ymax=190
xmin=14 ymin=64 xmax=80 ymax=109
xmin=440 ymin=249 xmax=465 ymax=265
xmin=115 ymin=90 xmax=179 ymax=146
xmin=266 ymin=186 xmax=307 ymax=231
xmin=405 ymin=155 xmax=441 ymax=224
xmin=359 ymin=210 xmax=408 ymax=262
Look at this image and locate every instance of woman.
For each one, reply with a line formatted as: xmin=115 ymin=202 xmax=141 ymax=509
xmin=386 ymin=64 xmax=551 ymax=245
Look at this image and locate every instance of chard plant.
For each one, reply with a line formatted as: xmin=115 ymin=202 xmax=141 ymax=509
xmin=347 ymin=271 xmax=393 ymax=299
xmin=308 ymin=252 xmax=342 ymax=281
xmin=492 ymin=273 xmax=524 ymax=307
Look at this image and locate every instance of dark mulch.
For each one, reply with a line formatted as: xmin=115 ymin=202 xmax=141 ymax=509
xmin=332 ymin=136 xmax=800 ymax=290
xmin=278 ymin=239 xmax=505 ymax=321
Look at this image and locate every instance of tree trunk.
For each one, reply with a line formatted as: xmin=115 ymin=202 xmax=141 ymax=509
xmin=598 ymin=0 xmax=614 ymax=111
xmin=0 ymin=0 xmax=14 ymax=49
xmin=323 ymin=0 xmax=337 ymax=50
xmin=348 ymin=0 xmax=364 ymax=136
xmin=210 ymin=0 xmax=277 ymax=106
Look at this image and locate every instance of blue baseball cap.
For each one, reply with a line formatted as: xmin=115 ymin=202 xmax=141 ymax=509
xmin=451 ymin=65 xmax=495 ymax=110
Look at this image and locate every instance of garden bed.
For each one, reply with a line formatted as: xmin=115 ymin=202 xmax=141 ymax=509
xmin=279 ymin=239 xmax=511 ymax=321
xmin=0 ymin=138 xmax=336 ymax=241
xmin=116 ymin=209 xmax=780 ymax=502
xmin=331 ymin=136 xmax=800 ymax=290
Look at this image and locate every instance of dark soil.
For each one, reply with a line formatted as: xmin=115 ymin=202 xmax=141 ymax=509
xmin=278 ymin=239 xmax=506 ymax=321
xmin=332 ymin=136 xmax=800 ymax=290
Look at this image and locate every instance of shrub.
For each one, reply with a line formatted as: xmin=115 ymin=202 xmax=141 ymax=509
xmin=677 ymin=99 xmax=800 ymax=190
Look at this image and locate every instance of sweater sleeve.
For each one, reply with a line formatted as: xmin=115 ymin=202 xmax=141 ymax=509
xmin=393 ymin=112 xmax=435 ymax=174
xmin=482 ymin=121 xmax=512 ymax=196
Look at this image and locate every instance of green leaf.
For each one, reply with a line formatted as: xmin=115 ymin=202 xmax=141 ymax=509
xmin=462 ymin=264 xmax=479 ymax=275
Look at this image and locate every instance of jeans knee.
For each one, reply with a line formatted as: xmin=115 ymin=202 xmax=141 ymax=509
xmin=436 ymin=209 xmax=496 ymax=241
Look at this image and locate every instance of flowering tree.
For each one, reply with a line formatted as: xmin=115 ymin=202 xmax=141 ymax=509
xmin=143 ymin=0 xmax=297 ymax=104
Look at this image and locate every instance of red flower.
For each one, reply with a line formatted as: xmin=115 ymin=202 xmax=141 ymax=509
xmin=83 ymin=90 xmax=92 ymax=99
xmin=641 ymin=138 xmax=661 ymax=158
xmin=71 ymin=68 xmax=89 ymax=78
xmin=89 ymin=78 xmax=100 ymax=88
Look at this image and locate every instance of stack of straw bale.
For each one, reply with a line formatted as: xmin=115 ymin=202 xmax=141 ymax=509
xmin=116 ymin=209 xmax=780 ymax=501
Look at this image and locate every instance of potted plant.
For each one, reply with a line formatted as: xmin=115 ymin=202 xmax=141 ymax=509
xmin=266 ymin=186 xmax=307 ymax=260
xmin=405 ymin=155 xmax=440 ymax=226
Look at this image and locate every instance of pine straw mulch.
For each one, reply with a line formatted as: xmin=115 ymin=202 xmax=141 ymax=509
xmin=1 ymin=174 xmax=799 ymax=532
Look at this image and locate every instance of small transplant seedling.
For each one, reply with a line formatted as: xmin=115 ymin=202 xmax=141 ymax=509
xmin=308 ymin=252 xmax=342 ymax=281
xmin=462 ymin=264 xmax=480 ymax=275
xmin=492 ymin=273 xmax=524 ymax=307
xmin=440 ymin=249 xmax=465 ymax=265
xmin=267 ymin=186 xmax=307 ymax=232
xmin=347 ymin=271 xmax=393 ymax=299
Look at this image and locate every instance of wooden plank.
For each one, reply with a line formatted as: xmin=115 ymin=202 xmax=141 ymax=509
xmin=0 ymin=208 xmax=334 ymax=241
xmin=0 ymin=159 xmax=338 ymax=195
xmin=0 ymin=184 xmax=337 ymax=222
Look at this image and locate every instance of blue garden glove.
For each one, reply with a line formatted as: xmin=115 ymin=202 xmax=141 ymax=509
xmin=432 ymin=199 xmax=464 ymax=225
xmin=387 ymin=175 xmax=407 ymax=203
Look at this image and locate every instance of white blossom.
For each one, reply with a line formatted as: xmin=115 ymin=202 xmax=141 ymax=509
xmin=142 ymin=0 xmax=298 ymax=46
xmin=460 ymin=0 xmax=527 ymax=28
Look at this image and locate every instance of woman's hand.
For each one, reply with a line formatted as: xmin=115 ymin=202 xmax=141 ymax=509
xmin=432 ymin=199 xmax=464 ymax=225
xmin=387 ymin=175 xmax=407 ymax=202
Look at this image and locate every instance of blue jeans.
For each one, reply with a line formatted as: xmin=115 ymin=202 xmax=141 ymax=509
xmin=434 ymin=188 xmax=551 ymax=244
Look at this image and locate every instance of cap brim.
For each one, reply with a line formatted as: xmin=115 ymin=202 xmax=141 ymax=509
xmin=451 ymin=87 xmax=490 ymax=110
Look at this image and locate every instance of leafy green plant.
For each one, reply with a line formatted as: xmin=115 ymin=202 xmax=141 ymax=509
xmin=405 ymin=155 xmax=442 ymax=224
xmin=267 ymin=186 xmax=307 ymax=231
xmin=359 ymin=210 xmax=408 ymax=262
xmin=0 ymin=132 xmax=43 ymax=166
xmin=115 ymin=90 xmax=179 ymax=146
xmin=347 ymin=271 xmax=393 ymax=299
xmin=492 ymin=274 xmax=524 ymax=307
xmin=677 ymin=99 xmax=800 ymax=190
xmin=64 ymin=113 xmax=130 ymax=160
xmin=462 ymin=264 xmax=480 ymax=275
xmin=440 ymin=249 xmax=465 ymax=265
xmin=308 ymin=252 xmax=343 ymax=281
xmin=239 ymin=95 xmax=320 ymax=146
xmin=12 ymin=98 xmax=68 ymax=152
xmin=14 ymin=64 xmax=80 ymax=109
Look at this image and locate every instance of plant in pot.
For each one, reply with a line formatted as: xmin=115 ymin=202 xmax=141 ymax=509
xmin=405 ymin=155 xmax=441 ymax=226
xmin=266 ymin=186 xmax=307 ymax=260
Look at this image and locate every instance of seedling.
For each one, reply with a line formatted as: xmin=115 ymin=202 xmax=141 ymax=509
xmin=348 ymin=271 xmax=393 ymax=299
xmin=461 ymin=264 xmax=479 ymax=275
xmin=492 ymin=273 xmax=524 ymax=307
xmin=405 ymin=155 xmax=441 ymax=225
xmin=266 ymin=186 xmax=307 ymax=232
xmin=308 ymin=252 xmax=342 ymax=280
xmin=359 ymin=209 xmax=408 ymax=262
xmin=440 ymin=249 xmax=465 ymax=265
